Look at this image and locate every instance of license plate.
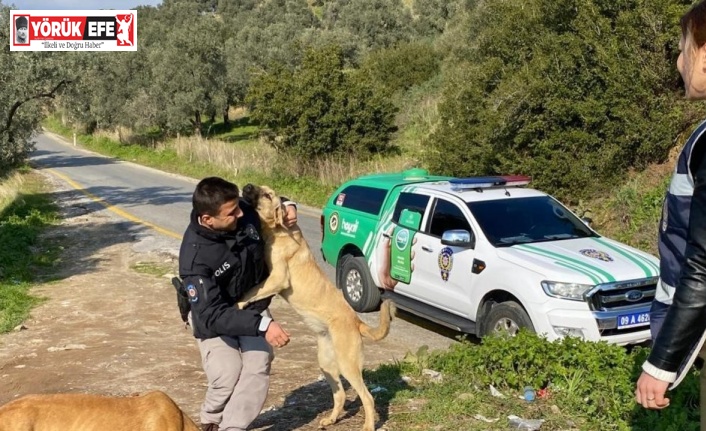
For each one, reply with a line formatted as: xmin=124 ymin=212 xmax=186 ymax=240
xmin=617 ymin=311 xmax=650 ymax=329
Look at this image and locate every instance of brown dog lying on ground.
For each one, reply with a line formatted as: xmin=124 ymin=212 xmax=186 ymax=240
xmin=0 ymin=390 xmax=199 ymax=431
xmin=240 ymin=184 xmax=395 ymax=431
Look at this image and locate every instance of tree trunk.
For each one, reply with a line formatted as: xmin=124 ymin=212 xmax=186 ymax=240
xmin=223 ymin=106 xmax=229 ymax=126
xmin=193 ymin=111 xmax=202 ymax=136
xmin=86 ymin=120 xmax=97 ymax=135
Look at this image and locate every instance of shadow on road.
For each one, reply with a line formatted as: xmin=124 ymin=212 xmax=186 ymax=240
xmin=251 ymin=365 xmax=412 ymax=431
xmin=32 ymin=150 xmax=120 ymax=169
xmin=26 ymin=187 xmax=176 ymax=282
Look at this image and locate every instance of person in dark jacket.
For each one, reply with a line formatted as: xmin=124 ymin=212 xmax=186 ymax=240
xmin=179 ymin=177 xmax=296 ymax=431
xmin=635 ymin=0 xmax=706 ymax=415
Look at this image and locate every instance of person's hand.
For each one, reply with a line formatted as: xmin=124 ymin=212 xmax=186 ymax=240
xmin=265 ymin=321 xmax=290 ymax=348
xmin=635 ymin=371 xmax=671 ymax=409
xmin=377 ymin=226 xmax=416 ymax=291
xmin=283 ymin=204 xmax=298 ymax=228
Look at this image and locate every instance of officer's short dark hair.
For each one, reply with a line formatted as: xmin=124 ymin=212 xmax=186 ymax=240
xmin=15 ymin=16 xmax=28 ymax=29
xmin=193 ymin=177 xmax=239 ymax=216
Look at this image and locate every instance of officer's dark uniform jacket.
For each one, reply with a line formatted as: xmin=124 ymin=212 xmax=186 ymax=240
xmin=656 ymin=120 xmax=706 ymax=304
xmin=179 ymin=199 xmax=271 ymax=340
xmin=649 ymin=120 xmax=706 ymax=374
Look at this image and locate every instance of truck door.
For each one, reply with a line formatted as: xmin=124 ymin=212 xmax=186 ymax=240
xmin=398 ymin=197 xmax=477 ymax=317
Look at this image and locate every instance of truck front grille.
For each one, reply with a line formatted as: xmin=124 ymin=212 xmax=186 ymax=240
xmin=587 ymin=277 xmax=658 ymax=312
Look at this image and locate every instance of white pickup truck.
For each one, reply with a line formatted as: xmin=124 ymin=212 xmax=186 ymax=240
xmin=321 ymin=170 xmax=657 ymax=345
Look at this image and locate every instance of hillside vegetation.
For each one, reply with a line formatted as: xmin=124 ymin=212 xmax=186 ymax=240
xmin=3 ymin=0 xmax=704 ymax=202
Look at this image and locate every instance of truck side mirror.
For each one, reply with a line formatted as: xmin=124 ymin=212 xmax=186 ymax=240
xmin=441 ymin=229 xmax=475 ymax=249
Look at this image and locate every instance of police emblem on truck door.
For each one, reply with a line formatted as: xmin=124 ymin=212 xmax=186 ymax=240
xmin=438 ymin=247 xmax=454 ymax=281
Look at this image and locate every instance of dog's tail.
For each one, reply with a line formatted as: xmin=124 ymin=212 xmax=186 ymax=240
xmin=358 ymin=299 xmax=396 ymax=341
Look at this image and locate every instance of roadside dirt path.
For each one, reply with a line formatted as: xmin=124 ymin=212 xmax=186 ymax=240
xmin=0 ymin=171 xmax=457 ymax=430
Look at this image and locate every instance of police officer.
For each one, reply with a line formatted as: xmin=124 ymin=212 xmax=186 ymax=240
xmin=179 ymin=177 xmax=295 ymax=431
xmin=636 ymin=1 xmax=706 ymax=422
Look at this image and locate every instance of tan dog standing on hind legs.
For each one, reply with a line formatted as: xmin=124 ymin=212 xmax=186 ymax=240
xmin=240 ymin=184 xmax=395 ymax=431
xmin=0 ymin=390 xmax=199 ymax=431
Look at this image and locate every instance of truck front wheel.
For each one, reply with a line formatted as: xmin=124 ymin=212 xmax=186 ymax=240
xmin=340 ymin=255 xmax=381 ymax=312
xmin=482 ymin=301 xmax=534 ymax=337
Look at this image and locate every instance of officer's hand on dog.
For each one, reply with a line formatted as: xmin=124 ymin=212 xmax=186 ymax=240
xmin=283 ymin=204 xmax=298 ymax=228
xmin=265 ymin=321 xmax=290 ymax=348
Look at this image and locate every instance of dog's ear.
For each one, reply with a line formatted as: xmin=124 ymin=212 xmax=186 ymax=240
xmin=274 ymin=204 xmax=285 ymax=228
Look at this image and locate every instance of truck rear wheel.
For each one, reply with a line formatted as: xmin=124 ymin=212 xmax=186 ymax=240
xmin=340 ymin=255 xmax=380 ymax=312
xmin=482 ymin=301 xmax=534 ymax=337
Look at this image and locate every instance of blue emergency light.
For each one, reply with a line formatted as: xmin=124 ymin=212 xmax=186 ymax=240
xmin=449 ymin=175 xmax=531 ymax=191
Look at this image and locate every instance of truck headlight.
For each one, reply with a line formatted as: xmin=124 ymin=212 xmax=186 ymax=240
xmin=541 ymin=281 xmax=593 ymax=301
xmin=553 ymin=326 xmax=585 ymax=338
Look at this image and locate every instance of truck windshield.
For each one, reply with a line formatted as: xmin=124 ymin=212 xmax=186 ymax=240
xmin=467 ymin=196 xmax=597 ymax=247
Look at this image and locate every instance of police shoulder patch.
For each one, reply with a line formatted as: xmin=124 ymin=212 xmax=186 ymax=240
xmin=187 ymin=284 xmax=199 ymax=303
xmin=245 ymin=224 xmax=260 ymax=241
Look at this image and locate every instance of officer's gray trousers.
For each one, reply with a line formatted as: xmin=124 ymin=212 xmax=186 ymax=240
xmin=196 ymin=334 xmax=272 ymax=431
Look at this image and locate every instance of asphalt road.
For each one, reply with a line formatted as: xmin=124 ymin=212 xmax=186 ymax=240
xmin=30 ymin=131 xmax=334 ymax=279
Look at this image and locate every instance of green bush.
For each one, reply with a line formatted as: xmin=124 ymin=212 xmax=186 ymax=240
xmin=358 ymin=41 xmax=441 ymax=96
xmin=425 ymin=0 xmax=700 ymax=203
xmin=247 ymin=45 xmax=398 ymax=158
xmin=420 ymin=331 xmax=699 ymax=430
xmin=321 ymin=0 xmax=415 ymax=52
xmin=411 ymin=0 xmax=460 ymax=37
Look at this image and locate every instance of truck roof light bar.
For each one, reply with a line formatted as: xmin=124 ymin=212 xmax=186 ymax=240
xmin=449 ymin=175 xmax=531 ymax=191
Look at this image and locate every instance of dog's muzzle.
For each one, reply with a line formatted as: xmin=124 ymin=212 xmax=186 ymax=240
xmin=242 ymin=183 xmax=260 ymax=205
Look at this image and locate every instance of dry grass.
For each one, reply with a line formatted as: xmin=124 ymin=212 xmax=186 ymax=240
xmin=171 ymin=135 xmax=419 ymax=186
xmin=0 ymin=172 xmax=25 ymax=209
xmin=172 ymin=136 xmax=276 ymax=177
xmin=95 ymin=128 xmax=127 ymax=143
xmin=228 ymin=106 xmax=249 ymax=120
